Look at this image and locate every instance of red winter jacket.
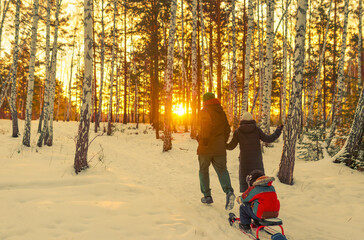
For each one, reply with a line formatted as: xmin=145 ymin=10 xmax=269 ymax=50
xmin=241 ymin=176 xmax=280 ymax=219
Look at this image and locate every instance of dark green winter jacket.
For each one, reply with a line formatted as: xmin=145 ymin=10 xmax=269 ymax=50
xmin=197 ymin=99 xmax=231 ymax=156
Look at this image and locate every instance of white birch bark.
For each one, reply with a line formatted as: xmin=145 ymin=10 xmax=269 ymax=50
xmin=333 ymin=87 xmax=364 ymax=163
xmin=359 ymin=0 xmax=362 ymax=92
xmin=327 ymin=0 xmax=349 ymax=148
xmin=38 ymin=0 xmax=61 ymax=147
xmin=258 ymin=0 xmax=263 ymax=120
xmin=307 ymin=0 xmax=333 ymax=123
xmin=281 ymin=0 xmax=288 ymax=123
xmin=232 ymin=0 xmax=239 ymax=129
xmin=241 ymin=0 xmax=254 ymax=113
xmin=191 ymin=0 xmax=197 ymax=139
xmin=278 ymin=0 xmax=308 ymax=185
xmin=0 ymin=0 xmax=10 ymax=53
xmin=67 ymin=26 xmax=77 ymax=122
xmin=10 ymin=0 xmax=21 ymax=137
xmin=107 ymin=0 xmax=117 ymax=136
xmin=163 ymin=0 xmax=177 ymax=151
xmin=22 ymin=0 xmax=40 ymax=147
xmin=74 ymin=0 xmax=93 ymax=174
xmin=261 ymin=0 xmax=274 ymax=134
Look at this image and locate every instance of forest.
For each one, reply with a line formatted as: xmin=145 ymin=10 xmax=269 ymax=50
xmin=0 ymin=0 xmax=363 ymax=180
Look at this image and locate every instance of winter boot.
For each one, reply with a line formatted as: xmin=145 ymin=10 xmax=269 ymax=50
xmin=225 ymin=192 xmax=235 ymax=210
xmin=201 ymin=196 xmax=213 ymax=204
xmin=239 ymin=223 xmax=252 ymax=233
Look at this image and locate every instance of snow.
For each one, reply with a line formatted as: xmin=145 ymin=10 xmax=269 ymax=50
xmin=0 ymin=119 xmax=363 ymax=240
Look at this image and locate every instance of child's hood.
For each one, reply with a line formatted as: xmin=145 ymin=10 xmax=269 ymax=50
xmin=252 ymin=176 xmax=275 ymax=187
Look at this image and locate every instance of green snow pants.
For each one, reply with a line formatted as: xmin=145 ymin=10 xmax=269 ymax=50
xmin=198 ymin=155 xmax=234 ymax=197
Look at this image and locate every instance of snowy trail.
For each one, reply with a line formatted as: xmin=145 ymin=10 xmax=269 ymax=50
xmin=0 ymin=120 xmax=363 ymax=240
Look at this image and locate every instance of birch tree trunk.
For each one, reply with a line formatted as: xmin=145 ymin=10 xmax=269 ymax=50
xmin=67 ymin=26 xmax=77 ymax=122
xmin=38 ymin=0 xmax=61 ymax=147
xmin=359 ymin=0 xmax=362 ymax=92
xmin=163 ymin=0 xmax=177 ymax=151
xmin=232 ymin=0 xmax=239 ymax=130
xmin=278 ymin=0 xmax=308 ymax=185
xmin=190 ymin=0 xmax=197 ymax=139
xmin=74 ymin=0 xmax=93 ymax=174
xmin=96 ymin=0 xmax=105 ymax=131
xmin=10 ymin=0 xmax=21 ymax=137
xmin=0 ymin=0 xmax=10 ymax=53
xmin=241 ymin=0 xmax=254 ymax=114
xmin=107 ymin=0 xmax=117 ymax=136
xmin=22 ymin=0 xmax=40 ymax=147
xmin=307 ymin=0 xmax=333 ymax=124
xmin=45 ymin=0 xmax=61 ymax=146
xmin=332 ymin=87 xmax=364 ymax=165
xmin=327 ymin=0 xmax=349 ymax=148
xmin=261 ymin=0 xmax=275 ymax=134
xmin=281 ymin=0 xmax=288 ymax=123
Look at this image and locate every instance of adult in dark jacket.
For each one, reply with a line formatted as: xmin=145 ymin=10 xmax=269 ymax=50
xmin=226 ymin=112 xmax=283 ymax=192
xmin=197 ymin=92 xmax=235 ymax=210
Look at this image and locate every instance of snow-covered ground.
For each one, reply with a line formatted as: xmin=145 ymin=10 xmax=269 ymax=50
xmin=0 ymin=119 xmax=363 ymax=240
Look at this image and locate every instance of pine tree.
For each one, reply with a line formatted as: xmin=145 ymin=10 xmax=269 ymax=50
xmin=278 ymin=0 xmax=308 ymax=185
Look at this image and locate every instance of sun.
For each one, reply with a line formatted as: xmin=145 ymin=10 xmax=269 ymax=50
xmin=173 ymin=103 xmax=186 ymax=116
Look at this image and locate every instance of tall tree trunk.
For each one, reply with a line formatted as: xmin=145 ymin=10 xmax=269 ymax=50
xmin=261 ymin=0 xmax=274 ymax=134
xmin=163 ymin=0 xmax=177 ymax=151
xmin=281 ymin=0 xmax=288 ymax=123
xmin=41 ymin=0 xmax=61 ymax=147
xmin=74 ymin=0 xmax=93 ymax=174
xmin=96 ymin=0 xmax=105 ymax=131
xmin=22 ymin=0 xmax=40 ymax=147
xmin=216 ymin=0 xmax=221 ymax=99
xmin=107 ymin=0 xmax=117 ymax=136
xmin=327 ymin=0 xmax=349 ymax=148
xmin=10 ymin=0 xmax=21 ymax=138
xmin=123 ymin=0 xmax=127 ymax=124
xmin=232 ymin=0 xmax=239 ymax=130
xmin=359 ymin=0 xmax=363 ymax=93
xmin=333 ymin=87 xmax=364 ymax=164
xmin=258 ymin=0 xmax=263 ymax=121
xmin=241 ymin=0 xmax=254 ymax=114
xmin=199 ymin=0 xmax=206 ymax=95
xmin=307 ymin=0 xmax=333 ymax=124
xmin=191 ymin=0 xmax=198 ymax=139
xmin=0 ymin=0 xmax=10 ymax=53
xmin=67 ymin=26 xmax=77 ymax=122
xmin=278 ymin=0 xmax=308 ymax=185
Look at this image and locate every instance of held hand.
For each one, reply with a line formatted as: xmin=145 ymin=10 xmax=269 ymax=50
xmin=277 ymin=124 xmax=284 ymax=130
xmin=236 ymin=196 xmax=242 ymax=204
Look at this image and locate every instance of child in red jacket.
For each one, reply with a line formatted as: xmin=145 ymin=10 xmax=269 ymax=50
xmin=236 ymin=169 xmax=280 ymax=232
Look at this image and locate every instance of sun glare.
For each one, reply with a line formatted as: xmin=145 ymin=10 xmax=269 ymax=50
xmin=173 ymin=103 xmax=186 ymax=116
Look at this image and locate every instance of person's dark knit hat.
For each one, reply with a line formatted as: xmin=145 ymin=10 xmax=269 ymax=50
xmin=203 ymin=92 xmax=215 ymax=102
xmin=246 ymin=169 xmax=265 ymax=186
